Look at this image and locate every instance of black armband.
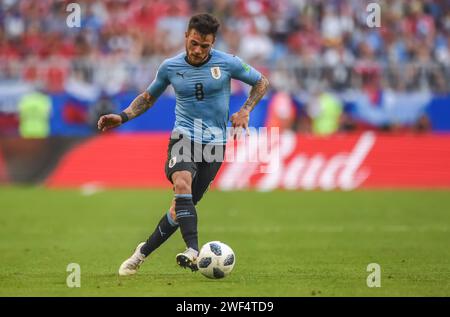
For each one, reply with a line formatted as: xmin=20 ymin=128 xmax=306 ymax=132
xmin=119 ymin=112 xmax=129 ymax=124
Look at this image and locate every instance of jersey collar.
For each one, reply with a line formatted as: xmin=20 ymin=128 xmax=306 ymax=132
xmin=184 ymin=52 xmax=213 ymax=67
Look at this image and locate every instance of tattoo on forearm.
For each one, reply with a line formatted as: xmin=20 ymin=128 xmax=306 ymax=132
xmin=124 ymin=92 xmax=156 ymax=120
xmin=243 ymin=75 xmax=269 ymax=112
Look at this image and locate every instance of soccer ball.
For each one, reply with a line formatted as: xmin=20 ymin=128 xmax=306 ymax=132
xmin=197 ymin=241 xmax=235 ymax=279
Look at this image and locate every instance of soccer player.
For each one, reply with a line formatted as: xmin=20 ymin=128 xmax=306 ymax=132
xmin=97 ymin=13 xmax=269 ymax=275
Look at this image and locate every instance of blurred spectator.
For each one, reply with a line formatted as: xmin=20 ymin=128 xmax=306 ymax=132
xmin=238 ymin=19 xmax=274 ymax=64
xmin=307 ymin=88 xmax=343 ymax=135
xmin=18 ymin=88 xmax=51 ymax=138
xmin=88 ymin=93 xmax=118 ymax=131
xmin=0 ymin=0 xmax=447 ymax=93
xmin=265 ymin=91 xmax=296 ymax=131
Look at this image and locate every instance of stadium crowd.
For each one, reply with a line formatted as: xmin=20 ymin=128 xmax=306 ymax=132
xmin=0 ymin=0 xmax=449 ymax=135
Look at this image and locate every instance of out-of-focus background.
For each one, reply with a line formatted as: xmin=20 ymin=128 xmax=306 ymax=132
xmin=1 ymin=0 xmax=450 ymax=297
xmin=0 ymin=0 xmax=450 ymax=187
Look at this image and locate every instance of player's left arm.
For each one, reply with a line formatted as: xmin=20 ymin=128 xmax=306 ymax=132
xmin=230 ymin=75 xmax=270 ymax=137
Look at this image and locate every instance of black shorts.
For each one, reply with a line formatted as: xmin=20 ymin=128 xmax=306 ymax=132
xmin=164 ymin=133 xmax=225 ymax=205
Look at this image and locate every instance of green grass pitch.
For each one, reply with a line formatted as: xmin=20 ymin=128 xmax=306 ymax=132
xmin=0 ymin=186 xmax=449 ymax=296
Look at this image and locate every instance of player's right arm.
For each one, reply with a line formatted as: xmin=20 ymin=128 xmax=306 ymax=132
xmin=97 ymin=92 xmax=157 ymax=132
xmin=97 ymin=60 xmax=170 ymax=132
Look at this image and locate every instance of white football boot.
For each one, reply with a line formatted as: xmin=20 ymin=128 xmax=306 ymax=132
xmin=176 ymin=247 xmax=199 ymax=272
xmin=118 ymin=242 xmax=146 ymax=276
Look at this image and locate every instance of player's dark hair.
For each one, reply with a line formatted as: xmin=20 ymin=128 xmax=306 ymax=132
xmin=187 ymin=13 xmax=220 ymax=37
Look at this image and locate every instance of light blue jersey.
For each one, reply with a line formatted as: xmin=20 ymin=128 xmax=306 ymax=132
xmin=146 ymin=49 xmax=262 ymax=144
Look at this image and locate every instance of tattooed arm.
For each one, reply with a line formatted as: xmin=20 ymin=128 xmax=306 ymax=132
xmin=230 ymin=75 xmax=270 ymax=137
xmin=242 ymin=75 xmax=270 ymax=113
xmin=123 ymin=91 xmax=157 ymax=120
xmin=97 ymin=92 xmax=157 ymax=132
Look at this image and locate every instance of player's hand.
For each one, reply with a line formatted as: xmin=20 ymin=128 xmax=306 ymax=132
xmin=97 ymin=114 xmax=122 ymax=132
xmin=230 ymin=108 xmax=250 ymax=140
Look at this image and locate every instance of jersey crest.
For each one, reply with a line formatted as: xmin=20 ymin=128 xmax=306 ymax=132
xmin=210 ymin=67 xmax=221 ymax=79
xmin=169 ymin=156 xmax=177 ymax=168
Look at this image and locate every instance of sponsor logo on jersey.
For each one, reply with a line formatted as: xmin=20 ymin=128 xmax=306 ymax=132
xmin=211 ymin=67 xmax=221 ymax=79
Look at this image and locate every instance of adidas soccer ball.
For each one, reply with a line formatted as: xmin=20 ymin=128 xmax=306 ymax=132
xmin=197 ymin=241 xmax=235 ymax=279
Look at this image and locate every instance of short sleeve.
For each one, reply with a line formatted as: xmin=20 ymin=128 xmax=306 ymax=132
xmin=228 ymin=55 xmax=262 ymax=86
xmin=146 ymin=60 xmax=170 ymax=98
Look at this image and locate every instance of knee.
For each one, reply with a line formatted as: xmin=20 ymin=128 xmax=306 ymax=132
xmin=172 ymin=172 xmax=192 ymax=194
xmin=174 ymin=178 xmax=191 ymax=194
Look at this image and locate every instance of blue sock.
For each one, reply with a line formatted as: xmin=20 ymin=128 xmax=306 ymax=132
xmin=175 ymin=194 xmax=199 ymax=252
xmin=140 ymin=210 xmax=179 ymax=257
